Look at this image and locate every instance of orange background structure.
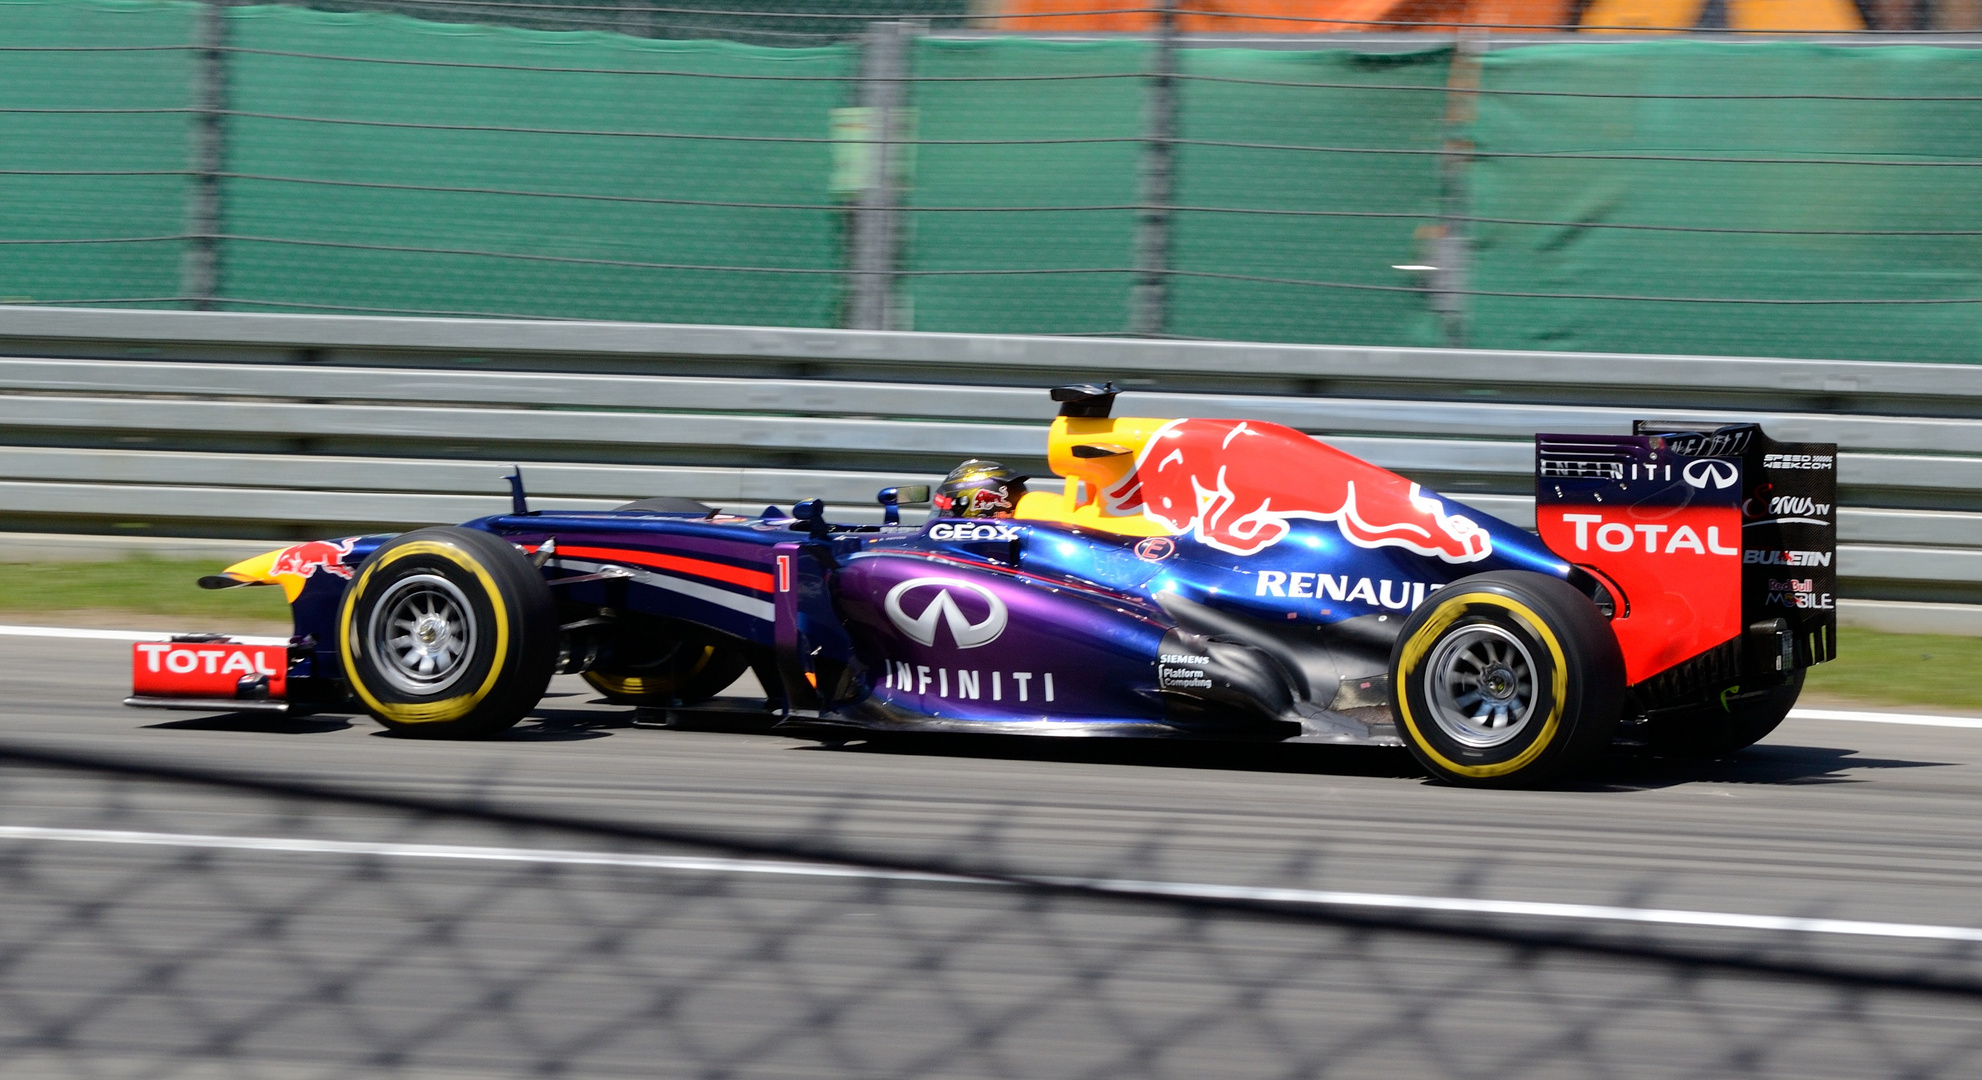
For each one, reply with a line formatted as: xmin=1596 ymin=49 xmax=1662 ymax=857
xmin=990 ymin=0 xmax=1862 ymax=33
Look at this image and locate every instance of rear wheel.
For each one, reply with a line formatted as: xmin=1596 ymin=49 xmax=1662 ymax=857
xmin=1391 ymin=570 xmax=1624 ymax=787
xmin=339 ymin=527 xmax=557 ymax=738
xmin=582 ymin=637 xmax=751 ymax=706
xmin=1647 ymin=670 xmax=1804 ymax=758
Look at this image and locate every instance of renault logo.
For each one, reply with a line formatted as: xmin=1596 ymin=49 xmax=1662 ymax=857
xmin=884 ymin=577 xmax=1008 ymax=649
xmin=1682 ymin=459 xmax=1738 ymax=490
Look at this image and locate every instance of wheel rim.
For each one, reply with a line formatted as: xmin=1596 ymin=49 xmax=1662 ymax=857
xmin=367 ymin=573 xmax=477 ymax=695
xmin=1422 ymin=623 xmax=1539 ymax=749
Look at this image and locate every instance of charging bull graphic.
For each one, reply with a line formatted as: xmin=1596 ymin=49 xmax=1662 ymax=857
xmin=1101 ymin=419 xmax=1493 ymax=562
xmin=270 ymin=538 xmax=357 ymax=581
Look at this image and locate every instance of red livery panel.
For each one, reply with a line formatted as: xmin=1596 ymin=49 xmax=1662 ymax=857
xmin=1103 ymin=418 xmax=1494 ymax=562
xmin=1536 ymin=434 xmax=1751 ymax=685
xmin=530 ymin=543 xmax=775 ymax=594
xmin=1536 ymin=503 xmax=1742 ymax=684
xmin=132 ymin=640 xmax=288 ymax=699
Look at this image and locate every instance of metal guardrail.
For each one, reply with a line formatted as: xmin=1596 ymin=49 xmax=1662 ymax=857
xmin=0 ymin=307 xmax=1975 ymax=601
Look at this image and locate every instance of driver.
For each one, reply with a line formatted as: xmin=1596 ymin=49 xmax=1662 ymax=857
xmin=933 ymin=459 xmax=1026 ymax=519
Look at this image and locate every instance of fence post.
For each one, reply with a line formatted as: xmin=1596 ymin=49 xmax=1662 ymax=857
xmin=1432 ymin=34 xmax=1482 ymax=349
xmin=180 ymin=0 xmax=226 ymax=310
xmin=1131 ymin=0 xmax=1177 ymax=338
xmin=619 ymin=0 xmax=648 ymax=38
xmin=847 ymin=20 xmax=907 ymax=332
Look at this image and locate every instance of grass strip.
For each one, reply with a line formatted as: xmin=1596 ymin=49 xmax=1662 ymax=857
xmin=0 ymin=558 xmax=290 ymax=624
xmin=1802 ymin=626 xmax=1982 ymax=713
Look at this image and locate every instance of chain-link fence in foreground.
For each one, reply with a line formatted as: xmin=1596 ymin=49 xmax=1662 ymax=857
xmin=2 ymin=741 xmax=1980 ymax=1079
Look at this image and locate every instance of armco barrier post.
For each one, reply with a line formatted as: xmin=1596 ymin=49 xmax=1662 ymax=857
xmin=1131 ymin=0 xmax=1178 ymax=338
xmin=180 ymin=0 xmax=226 ymax=310
xmin=847 ymin=21 xmax=908 ymax=332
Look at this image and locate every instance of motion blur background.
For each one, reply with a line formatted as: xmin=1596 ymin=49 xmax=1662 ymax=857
xmin=9 ymin=0 xmax=1982 ymax=358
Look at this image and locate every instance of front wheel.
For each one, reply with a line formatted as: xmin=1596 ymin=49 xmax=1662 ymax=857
xmin=1391 ymin=571 xmax=1624 ymax=788
xmin=340 ymin=527 xmax=558 ymax=738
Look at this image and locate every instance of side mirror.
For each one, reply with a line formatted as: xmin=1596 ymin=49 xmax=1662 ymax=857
xmin=877 ymin=485 xmax=932 ymax=526
xmin=790 ymin=498 xmax=829 ymax=538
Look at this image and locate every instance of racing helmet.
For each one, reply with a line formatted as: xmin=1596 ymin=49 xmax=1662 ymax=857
xmin=934 ymin=459 xmax=1027 ymax=518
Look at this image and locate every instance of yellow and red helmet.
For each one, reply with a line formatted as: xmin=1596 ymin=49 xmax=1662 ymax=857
xmin=933 ymin=459 xmax=1027 ymax=518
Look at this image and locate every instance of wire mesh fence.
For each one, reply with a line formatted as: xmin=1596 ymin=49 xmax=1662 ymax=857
xmin=3 ymin=740 xmax=1982 ymax=1079
xmin=6 ymin=0 xmax=1982 ymax=358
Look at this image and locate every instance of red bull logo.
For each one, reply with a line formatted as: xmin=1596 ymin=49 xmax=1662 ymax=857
xmin=270 ymin=538 xmax=357 ymax=581
xmin=1101 ymin=419 xmax=1492 ymax=562
xmin=969 ymin=488 xmax=1011 ymax=514
xmin=936 ymin=487 xmax=1014 ymax=517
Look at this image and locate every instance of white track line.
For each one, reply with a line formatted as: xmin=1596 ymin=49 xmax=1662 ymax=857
xmin=1790 ymin=708 xmax=1982 ymax=729
xmin=0 ymin=624 xmax=183 ymax=642
xmin=0 ymin=624 xmax=288 ymax=646
xmin=4 ymin=824 xmax=1980 ymax=944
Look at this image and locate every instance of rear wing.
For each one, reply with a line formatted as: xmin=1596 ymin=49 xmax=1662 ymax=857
xmin=1535 ymin=424 xmax=1836 ymax=694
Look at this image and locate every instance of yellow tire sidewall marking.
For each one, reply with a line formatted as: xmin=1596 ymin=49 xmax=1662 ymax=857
xmin=581 ymin=670 xmax=643 ymax=699
xmin=339 ymin=540 xmax=512 ymax=725
xmin=582 ymin=645 xmax=713 ymax=701
xmin=1395 ymin=591 xmax=1572 ymax=779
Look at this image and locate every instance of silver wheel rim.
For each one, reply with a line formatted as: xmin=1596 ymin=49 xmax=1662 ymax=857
xmin=367 ymin=573 xmax=477 ymax=696
xmin=1422 ymin=623 xmax=1539 ymax=749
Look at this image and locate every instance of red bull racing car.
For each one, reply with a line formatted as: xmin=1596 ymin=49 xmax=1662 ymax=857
xmin=127 ymin=385 xmax=1837 ymax=787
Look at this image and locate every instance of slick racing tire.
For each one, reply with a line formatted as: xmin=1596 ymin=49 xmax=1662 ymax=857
xmin=583 ymin=639 xmax=751 ymax=706
xmin=1391 ymin=570 xmax=1625 ymax=788
xmin=1647 ymin=670 xmax=1804 ymax=759
xmin=340 ymin=526 xmax=558 ymax=738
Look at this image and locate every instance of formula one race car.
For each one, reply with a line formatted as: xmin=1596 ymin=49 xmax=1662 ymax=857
xmin=127 ymin=385 xmax=1838 ymax=786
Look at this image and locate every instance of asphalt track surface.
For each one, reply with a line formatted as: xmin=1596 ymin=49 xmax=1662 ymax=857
xmin=6 ymin=632 xmax=1982 ymax=1077
xmin=11 ymin=632 xmax=1982 ymax=926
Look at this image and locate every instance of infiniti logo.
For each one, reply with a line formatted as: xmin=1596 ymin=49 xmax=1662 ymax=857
xmin=1682 ymin=459 xmax=1738 ymax=490
xmin=884 ymin=577 xmax=1008 ymax=649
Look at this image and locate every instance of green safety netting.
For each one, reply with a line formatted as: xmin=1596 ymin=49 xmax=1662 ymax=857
xmin=1467 ymin=41 xmax=1982 ymax=363
xmin=903 ymin=41 xmax=1452 ymax=343
xmin=902 ymin=38 xmax=1147 ymax=336
xmin=219 ymin=4 xmax=852 ymax=324
xmin=0 ymin=0 xmax=198 ymax=307
xmin=1170 ymin=47 xmax=1451 ymax=347
xmin=12 ymin=0 xmax=1982 ymax=361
